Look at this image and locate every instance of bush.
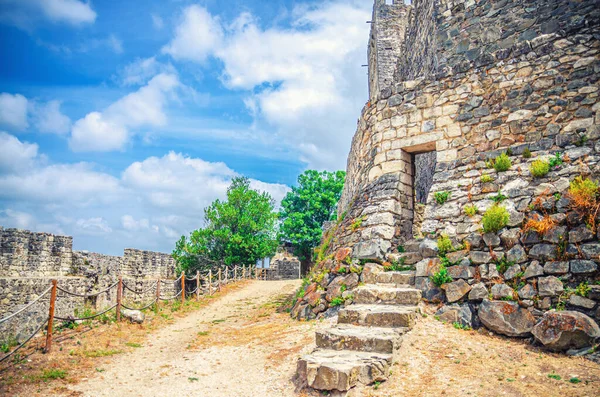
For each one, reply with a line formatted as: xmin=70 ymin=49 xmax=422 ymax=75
xmin=523 ymin=148 xmax=532 ymax=158
xmin=330 ymin=297 xmax=345 ymax=307
xmin=524 ymin=214 xmax=556 ymax=235
xmin=431 ymin=265 xmax=453 ymax=287
xmin=492 ymin=153 xmax=512 ymax=172
xmin=530 ymin=159 xmax=550 ymax=178
xmin=437 ymin=234 xmax=453 ymax=256
xmin=434 ymin=191 xmax=451 ymax=205
xmin=482 ymin=205 xmax=509 ymax=233
xmin=548 ymin=152 xmax=564 ymax=169
xmin=480 ymin=174 xmax=494 ymax=183
xmin=464 ymin=204 xmax=479 ymax=217
xmin=568 ymin=176 xmax=600 ymax=232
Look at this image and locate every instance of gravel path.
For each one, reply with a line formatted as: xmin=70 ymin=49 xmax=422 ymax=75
xmin=68 ymin=280 xmax=321 ymax=397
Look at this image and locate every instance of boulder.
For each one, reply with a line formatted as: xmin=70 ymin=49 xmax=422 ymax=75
xmin=568 ymin=295 xmax=596 ymax=310
xmin=538 ymin=276 xmax=564 ymax=297
xmin=529 ymin=244 xmax=557 ymax=261
xmin=447 ymin=264 xmax=475 ymax=279
xmin=326 ymin=277 xmax=346 ymax=302
xmin=478 ymin=300 xmax=536 ymax=337
xmin=470 ymin=251 xmax=492 ymax=265
xmin=468 ymin=283 xmax=488 ymax=301
xmin=503 ymin=264 xmax=522 ymax=280
xmin=419 ymin=239 xmax=438 ymax=258
xmin=543 ymin=261 xmax=569 ymax=275
xmin=491 ymin=284 xmax=515 ymax=300
xmin=532 ymin=311 xmax=600 ymax=351
xmin=570 ymin=260 xmax=598 ymax=274
xmin=569 ymin=226 xmax=595 ymax=243
xmin=506 ymin=245 xmax=527 ymax=264
xmin=500 ymin=228 xmax=521 ymax=247
xmin=121 ymin=309 xmax=145 ymax=324
xmin=523 ymin=261 xmax=544 ymax=279
xmin=442 ymin=279 xmax=471 ymax=303
xmin=518 ymin=284 xmax=537 ymax=300
xmin=415 ymin=277 xmax=444 ymax=302
xmin=479 ymin=263 xmax=500 ymax=280
xmin=435 ymin=304 xmax=473 ymax=327
xmin=415 ymin=258 xmax=441 ymax=277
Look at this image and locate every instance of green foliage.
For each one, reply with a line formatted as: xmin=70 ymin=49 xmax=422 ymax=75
xmin=494 ymin=256 xmax=515 ymax=274
xmin=464 ymin=204 xmax=479 ymax=217
xmin=351 ymin=216 xmax=365 ymax=231
xmin=490 ymin=192 xmax=508 ymax=203
xmin=330 ymin=297 xmax=345 ymax=307
xmin=40 ymin=369 xmax=67 ymax=381
xmin=397 ymin=245 xmax=405 ymax=253
xmin=384 ymin=258 xmax=412 ymax=272
xmin=434 ymin=191 xmax=451 ymax=205
xmin=279 ymin=170 xmax=346 ymax=262
xmin=569 ymin=176 xmax=599 ymax=204
xmin=437 ymin=234 xmax=454 ymax=256
xmin=431 ymin=264 xmax=453 ymax=287
xmin=575 ymin=134 xmax=588 ymax=147
xmin=491 ymin=153 xmax=512 ymax=172
xmin=452 ymin=322 xmax=471 ymax=331
xmin=482 ymin=205 xmax=509 ymax=233
xmin=173 ymin=177 xmax=279 ymax=273
xmin=575 ymin=281 xmax=590 ymax=297
xmin=530 ymin=159 xmax=550 ymax=178
xmin=569 ymin=377 xmax=581 ymax=384
xmin=548 ymin=152 xmax=564 ymax=169
xmin=480 ymin=174 xmax=494 ymax=183
xmin=548 ymin=373 xmax=561 ymax=380
xmin=522 ymin=147 xmax=532 ymax=158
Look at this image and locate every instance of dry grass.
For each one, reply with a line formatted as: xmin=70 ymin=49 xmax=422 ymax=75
xmin=0 ymin=282 xmax=246 ymax=396
xmin=524 ymin=214 xmax=557 ymax=235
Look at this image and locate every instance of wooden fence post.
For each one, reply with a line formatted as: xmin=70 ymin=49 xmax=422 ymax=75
xmin=196 ymin=271 xmax=200 ymax=301
xmin=234 ymin=266 xmax=237 ymax=281
xmin=225 ymin=267 xmax=228 ymax=284
xmin=156 ymin=278 xmax=161 ymax=310
xmin=44 ymin=279 xmax=58 ymax=353
xmin=116 ymin=276 xmax=123 ymax=322
xmin=181 ymin=271 xmax=185 ymax=306
xmin=255 ymin=265 xmax=258 ymax=280
xmin=218 ymin=268 xmax=222 ymax=292
xmin=208 ymin=270 xmax=212 ymax=295
xmin=242 ymin=265 xmax=246 ymax=279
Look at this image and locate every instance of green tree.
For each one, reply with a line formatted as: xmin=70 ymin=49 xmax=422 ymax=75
xmin=279 ymin=170 xmax=346 ymax=263
xmin=173 ymin=177 xmax=279 ymax=274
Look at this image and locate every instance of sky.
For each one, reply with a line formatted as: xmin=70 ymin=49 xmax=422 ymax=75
xmin=0 ymin=0 xmax=372 ymax=255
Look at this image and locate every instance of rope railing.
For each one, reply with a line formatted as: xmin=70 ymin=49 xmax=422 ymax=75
xmin=0 ymin=263 xmax=259 ymax=367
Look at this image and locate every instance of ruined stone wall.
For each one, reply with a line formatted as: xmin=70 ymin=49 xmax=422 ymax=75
xmin=0 ymin=228 xmax=177 ymax=340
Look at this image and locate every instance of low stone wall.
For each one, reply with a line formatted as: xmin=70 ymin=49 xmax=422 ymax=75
xmin=269 ymin=252 xmax=301 ymax=280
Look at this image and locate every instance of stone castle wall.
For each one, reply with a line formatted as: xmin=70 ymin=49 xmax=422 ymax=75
xmin=0 ymin=227 xmax=178 ymax=340
xmin=293 ymin=0 xmax=600 ymax=332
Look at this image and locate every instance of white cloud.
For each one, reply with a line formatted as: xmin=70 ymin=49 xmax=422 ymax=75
xmin=163 ymin=1 xmax=371 ymax=170
xmin=118 ymin=57 xmax=175 ymax=86
xmin=69 ymin=73 xmax=180 ymax=152
xmin=31 ymin=100 xmax=71 ymax=134
xmin=0 ymin=134 xmax=290 ymax=254
xmin=107 ymin=34 xmax=123 ymax=54
xmin=0 ymin=0 xmax=96 ymax=29
xmin=0 ymin=131 xmax=39 ymax=173
xmin=0 ymin=93 xmax=29 ymax=130
xmin=162 ymin=5 xmax=223 ymax=63
xmin=151 ymin=14 xmax=164 ymax=30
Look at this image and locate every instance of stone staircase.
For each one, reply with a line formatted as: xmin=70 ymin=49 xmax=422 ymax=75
xmin=297 ymin=264 xmax=421 ymax=394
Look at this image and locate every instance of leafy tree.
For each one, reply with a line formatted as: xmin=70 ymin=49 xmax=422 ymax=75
xmin=279 ymin=170 xmax=346 ymax=262
xmin=173 ymin=177 xmax=278 ymax=274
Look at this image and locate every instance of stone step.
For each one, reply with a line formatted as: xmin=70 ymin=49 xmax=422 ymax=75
xmin=316 ymin=324 xmax=407 ymax=354
xmin=363 ymin=270 xmax=415 ymax=286
xmin=297 ymin=349 xmax=392 ymax=391
xmin=353 ymin=284 xmax=421 ymax=305
xmin=338 ymin=304 xmax=418 ymax=328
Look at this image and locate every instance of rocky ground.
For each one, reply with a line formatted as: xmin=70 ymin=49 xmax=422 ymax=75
xmin=1 ymin=281 xmax=599 ymax=396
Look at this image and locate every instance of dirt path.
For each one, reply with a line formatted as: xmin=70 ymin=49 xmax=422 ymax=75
xmin=68 ymin=280 xmax=324 ymax=397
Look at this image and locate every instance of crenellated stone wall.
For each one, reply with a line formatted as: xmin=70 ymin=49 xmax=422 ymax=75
xmin=0 ymin=227 xmax=178 ymax=340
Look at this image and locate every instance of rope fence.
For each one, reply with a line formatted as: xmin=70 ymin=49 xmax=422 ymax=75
xmin=0 ymin=264 xmax=261 ymax=366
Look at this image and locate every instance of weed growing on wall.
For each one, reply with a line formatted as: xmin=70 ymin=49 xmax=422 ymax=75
xmin=434 ymin=191 xmax=451 ymax=205
xmin=530 ymin=159 xmax=550 ymax=178
xmin=482 ymin=205 xmax=509 ymax=233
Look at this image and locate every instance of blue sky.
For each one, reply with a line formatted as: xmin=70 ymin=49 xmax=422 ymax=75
xmin=0 ymin=0 xmax=371 ymax=254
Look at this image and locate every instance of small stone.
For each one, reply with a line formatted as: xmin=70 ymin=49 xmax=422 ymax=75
xmin=447 ymin=264 xmax=475 ymax=279
xmin=588 ymin=285 xmax=600 ymax=301
xmin=435 ymin=304 xmax=473 ymax=327
xmin=470 ymin=251 xmax=492 ymax=265
xmin=478 ymin=300 xmax=536 ymax=337
xmin=442 ymin=279 xmax=472 ymax=303
xmin=415 ymin=277 xmax=444 ymax=302
xmin=419 ymin=239 xmax=438 ymax=257
xmin=506 ymin=245 xmax=527 ymax=264
xmin=543 ymin=261 xmax=569 ymax=275
xmin=415 ymin=258 xmax=441 ymax=277
xmin=500 ymin=228 xmax=521 ymax=247
xmin=446 ymin=250 xmax=467 ymax=264
xmin=532 ymin=311 xmax=600 ymax=351
xmin=121 ymin=309 xmax=145 ymax=324
xmin=491 ymin=283 xmax=515 ymax=300
xmin=529 ymin=244 xmax=557 ymax=261
xmin=543 ymin=226 xmax=567 ymax=244
xmin=518 ymin=284 xmax=537 ymax=299
xmin=569 ymin=295 xmax=596 ymax=310
xmin=479 ymin=263 xmax=500 ymax=280
xmin=538 ymin=276 xmax=564 ymax=297
xmin=504 ymin=264 xmax=522 ymax=280
xmin=468 ymin=282 xmax=488 ymax=301
xmin=523 ymin=261 xmax=544 ymax=279
xmin=570 ymin=260 xmax=598 ymax=274
xmin=581 ymin=244 xmax=600 ymax=260
xmin=483 ymin=233 xmax=501 ymax=247
xmin=569 ymin=226 xmax=595 ymax=243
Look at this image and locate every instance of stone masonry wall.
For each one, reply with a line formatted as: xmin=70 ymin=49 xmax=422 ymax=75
xmin=0 ymin=227 xmax=177 ymax=341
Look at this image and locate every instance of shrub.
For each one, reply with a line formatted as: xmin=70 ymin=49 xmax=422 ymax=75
xmin=575 ymin=281 xmax=590 ymax=297
xmin=330 ymin=297 xmax=345 ymax=307
xmin=522 ymin=147 xmax=532 ymax=158
xmin=492 ymin=153 xmax=512 ymax=172
xmin=431 ymin=264 xmax=453 ymax=287
xmin=434 ymin=191 xmax=451 ymax=205
xmin=568 ymin=176 xmax=600 ymax=232
xmin=384 ymin=258 xmax=412 ymax=272
xmin=464 ymin=204 xmax=479 ymax=217
xmin=482 ymin=205 xmax=509 ymax=233
xmin=548 ymin=152 xmax=564 ymax=169
xmin=490 ymin=192 xmax=508 ymax=203
xmin=524 ymin=214 xmax=556 ymax=235
xmin=529 ymin=159 xmax=550 ymax=178
xmin=437 ymin=234 xmax=454 ymax=256
xmin=480 ymin=174 xmax=494 ymax=183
